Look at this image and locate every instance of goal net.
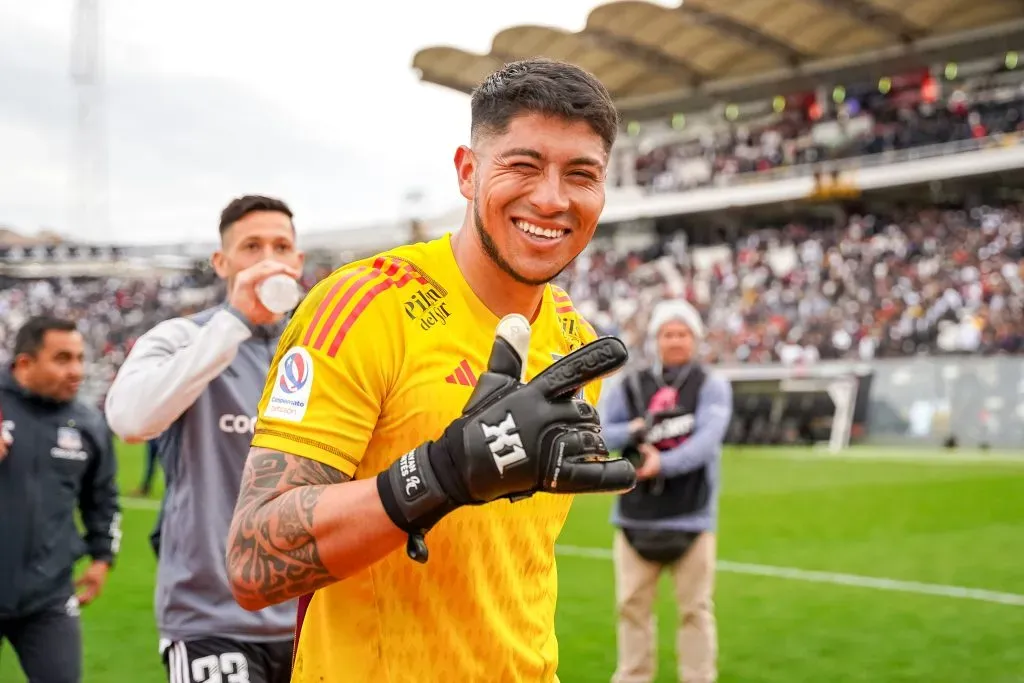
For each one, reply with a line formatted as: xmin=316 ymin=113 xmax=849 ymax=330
xmin=718 ymin=364 xmax=874 ymax=452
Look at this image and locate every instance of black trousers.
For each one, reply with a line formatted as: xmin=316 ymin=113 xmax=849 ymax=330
xmin=161 ymin=636 xmax=293 ymax=683
xmin=138 ymin=439 xmax=161 ymax=494
xmin=0 ymin=599 xmax=82 ymax=683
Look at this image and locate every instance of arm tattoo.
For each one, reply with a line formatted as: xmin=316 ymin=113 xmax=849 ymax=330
xmin=228 ymin=447 xmax=349 ymax=607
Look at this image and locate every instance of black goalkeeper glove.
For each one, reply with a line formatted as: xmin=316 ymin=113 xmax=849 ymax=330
xmin=377 ymin=313 xmax=636 ymax=563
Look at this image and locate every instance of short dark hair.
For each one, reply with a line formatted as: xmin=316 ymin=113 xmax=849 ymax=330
xmin=13 ymin=316 xmax=79 ymax=358
xmin=218 ymin=195 xmax=294 ymax=237
xmin=470 ymin=58 xmax=620 ymax=153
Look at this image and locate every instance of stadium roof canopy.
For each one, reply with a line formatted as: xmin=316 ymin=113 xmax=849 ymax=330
xmin=412 ymin=0 xmax=1024 ymax=119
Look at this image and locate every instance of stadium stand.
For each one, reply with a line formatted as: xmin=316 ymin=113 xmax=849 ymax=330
xmin=409 ymin=0 xmax=1024 ymax=450
xmin=0 ymin=234 xmax=344 ymax=409
xmin=4 ymin=0 xmax=1023 ymax=448
xmin=560 ymin=203 xmax=1024 ymax=366
xmin=629 ymin=72 xmax=1024 ymax=193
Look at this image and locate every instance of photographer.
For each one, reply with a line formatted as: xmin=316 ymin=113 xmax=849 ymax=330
xmin=601 ymin=300 xmax=733 ymax=683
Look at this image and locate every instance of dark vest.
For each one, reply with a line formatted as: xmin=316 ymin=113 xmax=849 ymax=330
xmin=619 ymin=364 xmax=709 ymax=521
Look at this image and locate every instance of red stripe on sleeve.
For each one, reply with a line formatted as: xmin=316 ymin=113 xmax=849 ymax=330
xmin=325 ymin=278 xmax=395 ymax=357
xmin=301 ymin=268 xmax=366 ymax=346
xmin=392 ymin=269 xmax=418 ymax=288
xmin=311 ymin=269 xmax=385 ymax=351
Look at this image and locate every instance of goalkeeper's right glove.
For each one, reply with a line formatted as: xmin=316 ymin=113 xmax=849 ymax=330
xmin=377 ymin=313 xmax=636 ymax=563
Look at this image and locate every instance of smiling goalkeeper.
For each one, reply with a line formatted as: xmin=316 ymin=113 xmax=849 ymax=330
xmin=225 ymin=57 xmax=636 ymax=683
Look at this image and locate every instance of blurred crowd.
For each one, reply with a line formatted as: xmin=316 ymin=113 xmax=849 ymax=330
xmin=3 ymin=202 xmax=1023 ymax=407
xmin=0 ymin=270 xmax=223 ymax=407
xmin=634 ymin=85 xmax=1024 ymax=192
xmin=0 ymin=265 xmax=334 ymax=408
xmin=559 ymin=204 xmax=1024 ymax=366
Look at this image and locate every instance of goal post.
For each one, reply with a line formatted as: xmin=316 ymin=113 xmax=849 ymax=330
xmin=717 ymin=364 xmax=872 ymax=452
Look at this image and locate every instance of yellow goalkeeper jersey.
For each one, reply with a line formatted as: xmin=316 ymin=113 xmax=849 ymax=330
xmin=251 ymin=234 xmax=601 ymax=683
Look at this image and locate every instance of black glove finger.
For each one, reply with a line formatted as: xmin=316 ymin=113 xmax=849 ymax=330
xmin=541 ymin=425 xmax=609 ymax=465
xmin=544 ymin=427 xmax=634 ymax=494
xmin=538 ymin=397 xmax=602 ymax=429
xmin=555 ymin=457 xmax=637 ymax=494
xmin=572 ymin=397 xmax=600 ymax=424
xmin=529 ymin=337 xmax=629 ymax=400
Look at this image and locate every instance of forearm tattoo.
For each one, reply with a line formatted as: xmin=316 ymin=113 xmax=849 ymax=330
xmin=228 ymin=448 xmax=348 ymax=607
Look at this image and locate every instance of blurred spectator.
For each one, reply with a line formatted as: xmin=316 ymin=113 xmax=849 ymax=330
xmin=559 ymin=204 xmax=1024 ymax=366
xmin=0 ymin=267 xmax=222 ymax=409
xmin=2 ymin=203 xmax=1021 ymax=406
xmin=630 ymin=83 xmax=1024 ymax=193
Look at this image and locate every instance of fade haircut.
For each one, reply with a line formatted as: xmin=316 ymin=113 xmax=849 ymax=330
xmin=470 ymin=58 xmax=620 ymax=153
xmin=218 ymin=195 xmax=294 ymax=238
xmin=13 ymin=316 xmax=79 ymax=358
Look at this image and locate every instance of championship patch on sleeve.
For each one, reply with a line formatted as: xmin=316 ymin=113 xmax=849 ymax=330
xmin=262 ymin=347 xmax=314 ymax=423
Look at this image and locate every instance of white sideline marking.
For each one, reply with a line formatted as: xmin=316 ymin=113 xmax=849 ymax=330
xmin=555 ymin=545 xmax=1024 ymax=607
xmin=759 ymin=449 xmax=1024 ymax=466
xmin=121 ymin=496 xmax=161 ymax=511
xmin=117 ymin=497 xmax=1024 ymax=607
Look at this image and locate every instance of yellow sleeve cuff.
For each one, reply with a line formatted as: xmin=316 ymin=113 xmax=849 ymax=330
xmin=251 ymin=428 xmax=360 ymax=478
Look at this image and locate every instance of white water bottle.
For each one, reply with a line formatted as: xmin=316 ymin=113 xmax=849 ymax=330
xmin=256 ymin=274 xmax=303 ymax=314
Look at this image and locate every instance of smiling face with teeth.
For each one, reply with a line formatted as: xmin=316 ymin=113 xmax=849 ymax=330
xmin=456 ymin=111 xmax=608 ymax=287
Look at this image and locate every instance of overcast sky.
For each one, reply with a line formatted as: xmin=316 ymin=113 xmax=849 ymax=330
xmin=0 ymin=0 xmax=647 ymax=245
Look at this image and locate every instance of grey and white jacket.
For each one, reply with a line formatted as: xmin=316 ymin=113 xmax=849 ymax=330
xmin=105 ymin=304 xmax=296 ymax=643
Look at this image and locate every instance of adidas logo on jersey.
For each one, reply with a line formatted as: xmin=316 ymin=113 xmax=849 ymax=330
xmin=445 ymin=360 xmax=478 ymax=387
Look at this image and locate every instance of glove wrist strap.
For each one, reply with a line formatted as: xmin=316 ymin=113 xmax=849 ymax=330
xmin=377 ymin=444 xmax=460 ymax=563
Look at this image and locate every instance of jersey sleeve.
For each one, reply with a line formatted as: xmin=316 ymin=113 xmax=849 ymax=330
xmin=251 ymin=260 xmax=409 ymax=477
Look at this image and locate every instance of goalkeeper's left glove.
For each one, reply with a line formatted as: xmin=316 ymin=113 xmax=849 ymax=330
xmin=377 ymin=313 xmax=636 ymax=563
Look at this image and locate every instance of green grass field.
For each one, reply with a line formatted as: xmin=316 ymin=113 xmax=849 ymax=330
xmin=3 ymin=443 xmax=1023 ymax=683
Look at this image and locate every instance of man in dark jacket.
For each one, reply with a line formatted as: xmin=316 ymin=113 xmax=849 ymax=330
xmin=0 ymin=315 xmax=121 ymax=683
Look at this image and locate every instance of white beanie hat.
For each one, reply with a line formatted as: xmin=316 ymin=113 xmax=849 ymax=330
xmin=647 ymin=299 xmax=705 ymax=342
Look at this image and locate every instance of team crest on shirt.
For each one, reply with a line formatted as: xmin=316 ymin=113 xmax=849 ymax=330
xmin=558 ymin=316 xmax=587 ymax=352
xmin=264 ymin=347 xmax=314 ymax=423
xmin=57 ymin=426 xmax=82 ymax=451
xmin=52 ymin=426 xmax=87 ymax=461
